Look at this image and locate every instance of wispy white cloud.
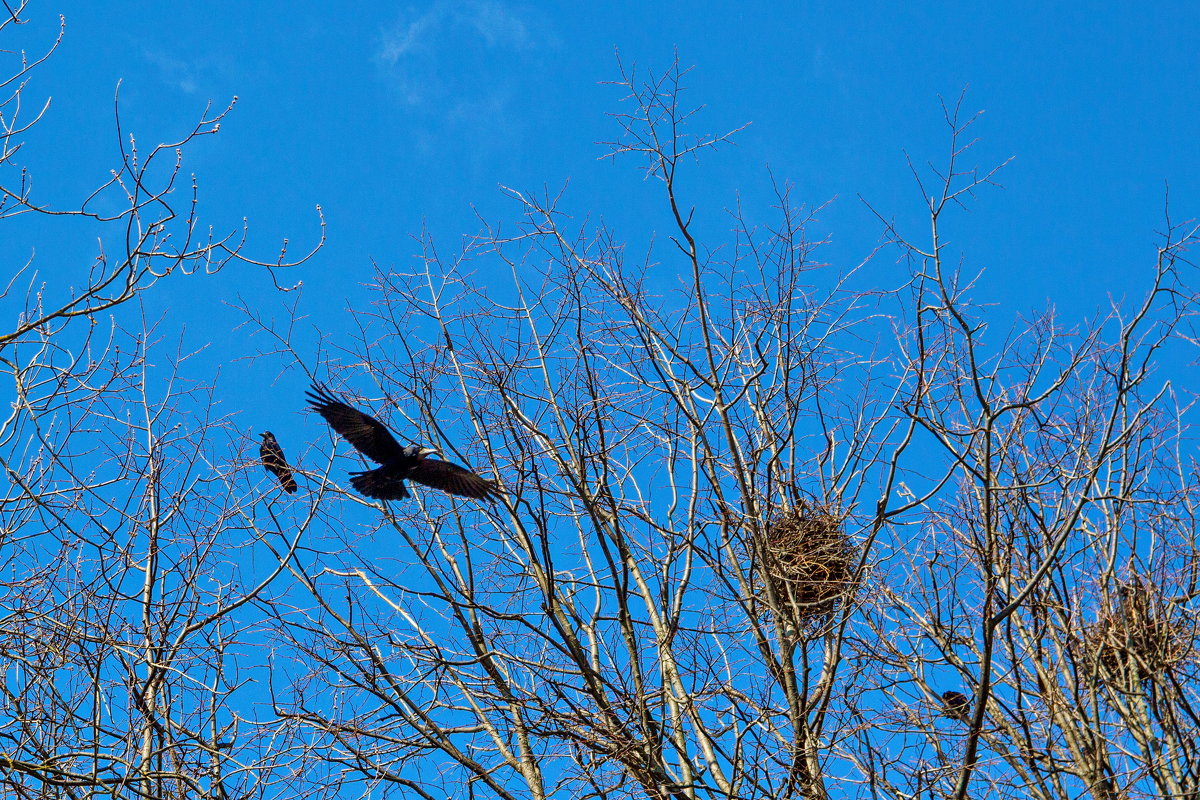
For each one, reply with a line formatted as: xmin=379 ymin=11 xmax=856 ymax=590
xmin=374 ymin=0 xmax=550 ymax=167
xmin=377 ymin=0 xmax=540 ymax=75
xmin=142 ymin=50 xmax=201 ymax=94
xmin=378 ymin=3 xmax=447 ymax=64
xmin=464 ymin=0 xmax=532 ymax=50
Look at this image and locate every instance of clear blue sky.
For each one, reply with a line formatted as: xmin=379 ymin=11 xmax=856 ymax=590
xmin=11 ymin=1 xmax=1200 ymax=414
xmin=5 ymin=5 xmax=1197 ymax=791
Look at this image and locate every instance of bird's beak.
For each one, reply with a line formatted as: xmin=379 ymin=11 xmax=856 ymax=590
xmin=418 ymin=446 xmax=440 ymax=457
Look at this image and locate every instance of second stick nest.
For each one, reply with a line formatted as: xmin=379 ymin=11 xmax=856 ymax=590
xmin=753 ymin=502 xmax=859 ymax=631
xmin=1081 ymin=578 xmax=1191 ymax=686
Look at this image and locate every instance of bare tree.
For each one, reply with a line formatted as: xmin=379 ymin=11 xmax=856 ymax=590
xmin=3 ymin=4 xmax=1196 ymax=796
xmin=845 ymin=96 xmax=1200 ymax=800
xmin=261 ymin=63 xmax=1199 ymax=800
xmin=261 ymin=61 xmax=906 ymax=800
xmin=0 ymin=4 xmax=324 ymax=797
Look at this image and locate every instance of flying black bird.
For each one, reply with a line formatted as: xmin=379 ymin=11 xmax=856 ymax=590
xmin=941 ymin=690 xmax=971 ymax=722
xmin=260 ymin=431 xmax=298 ymax=493
xmin=306 ymin=384 xmax=501 ymax=502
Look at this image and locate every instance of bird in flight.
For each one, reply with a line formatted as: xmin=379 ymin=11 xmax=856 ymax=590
xmin=306 ymin=384 xmax=501 ymax=502
xmin=260 ymin=431 xmax=298 ymax=493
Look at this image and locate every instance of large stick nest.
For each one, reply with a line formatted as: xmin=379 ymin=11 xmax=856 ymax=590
xmin=1080 ymin=578 xmax=1191 ymax=686
xmin=751 ymin=502 xmax=859 ymax=631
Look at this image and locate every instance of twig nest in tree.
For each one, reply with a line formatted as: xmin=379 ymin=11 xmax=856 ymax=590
xmin=1081 ymin=578 xmax=1191 ymax=686
xmin=753 ymin=501 xmax=858 ymax=631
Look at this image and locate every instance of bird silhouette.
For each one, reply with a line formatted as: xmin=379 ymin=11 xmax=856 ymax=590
xmin=260 ymin=431 xmax=298 ymax=493
xmin=941 ymin=690 xmax=970 ymax=721
xmin=306 ymin=384 xmax=501 ymax=502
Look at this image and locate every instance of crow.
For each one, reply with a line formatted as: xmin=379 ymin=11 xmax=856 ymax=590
xmin=260 ymin=431 xmax=298 ymax=493
xmin=941 ymin=690 xmax=970 ymax=722
xmin=306 ymin=384 xmax=501 ymax=502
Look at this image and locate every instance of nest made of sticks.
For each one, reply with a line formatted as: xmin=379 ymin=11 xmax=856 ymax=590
xmin=1080 ymin=578 xmax=1190 ymax=686
xmin=752 ymin=502 xmax=859 ymax=630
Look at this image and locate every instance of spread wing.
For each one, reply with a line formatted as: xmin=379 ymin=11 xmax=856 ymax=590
xmin=409 ymin=457 xmax=502 ymax=501
xmin=260 ymin=432 xmax=298 ymax=493
xmin=306 ymin=384 xmax=404 ymax=464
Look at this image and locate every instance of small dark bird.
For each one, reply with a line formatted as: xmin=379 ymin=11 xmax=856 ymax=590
xmin=941 ymin=690 xmax=971 ymax=721
xmin=260 ymin=431 xmax=298 ymax=493
xmin=306 ymin=384 xmax=501 ymax=502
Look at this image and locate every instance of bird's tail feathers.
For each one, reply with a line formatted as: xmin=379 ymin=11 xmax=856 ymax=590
xmin=350 ymin=467 xmax=409 ymax=500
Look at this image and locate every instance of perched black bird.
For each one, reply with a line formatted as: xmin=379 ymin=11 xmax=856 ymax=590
xmin=306 ymin=384 xmax=501 ymax=502
xmin=941 ymin=690 xmax=971 ymax=722
xmin=260 ymin=431 xmax=298 ymax=493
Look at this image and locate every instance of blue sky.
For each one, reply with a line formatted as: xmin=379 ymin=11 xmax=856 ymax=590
xmin=10 ymin=1 xmax=1200 ymax=417
xmin=3 ymin=4 xmax=1197 ymax=793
